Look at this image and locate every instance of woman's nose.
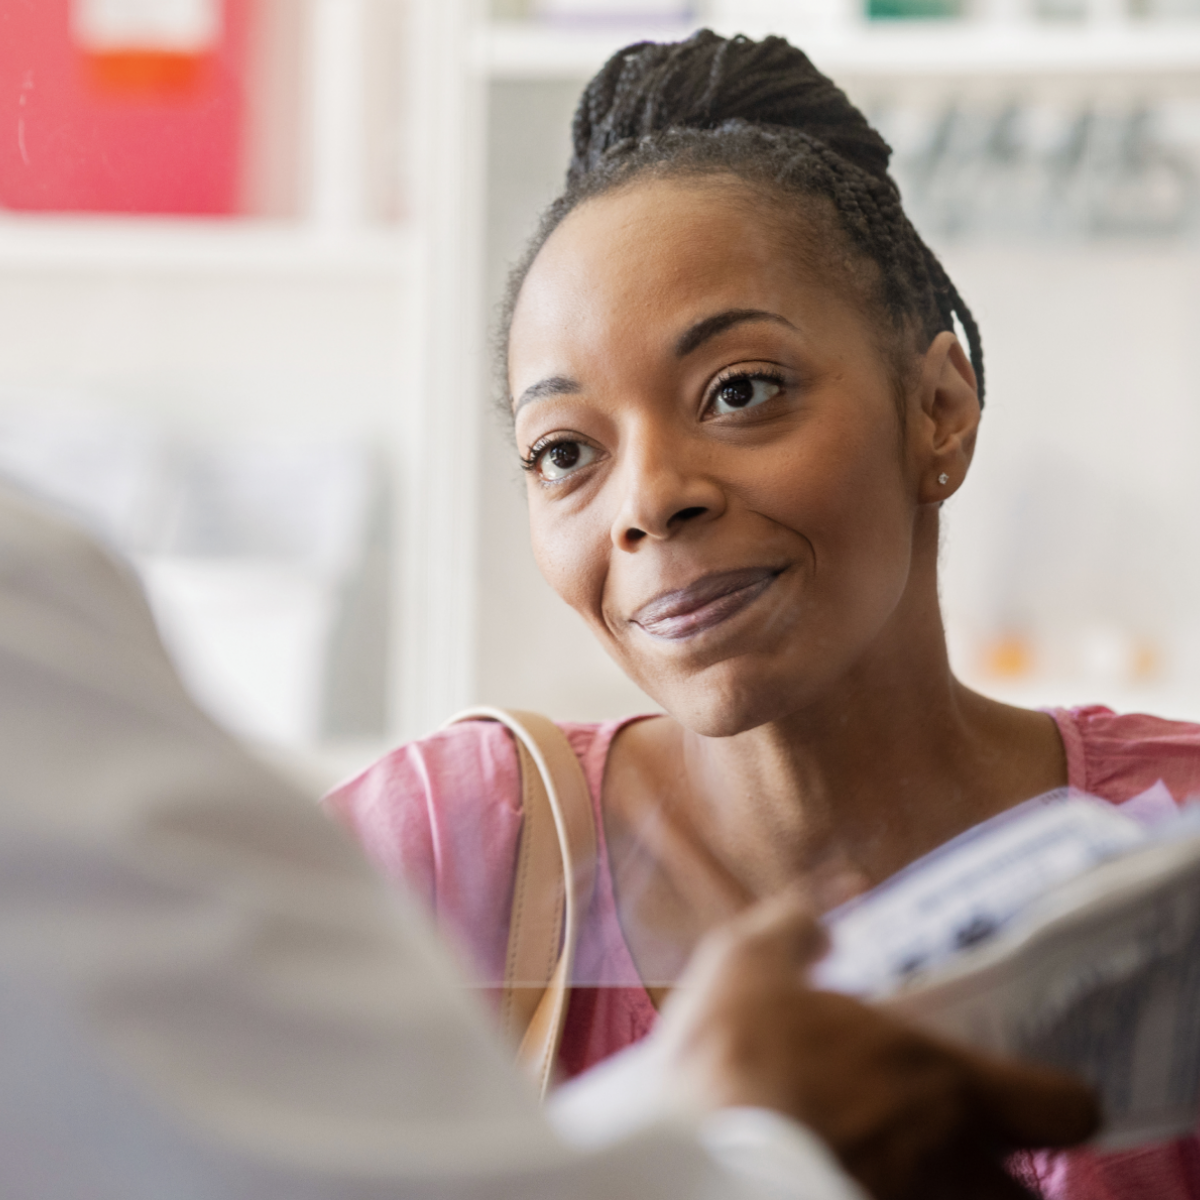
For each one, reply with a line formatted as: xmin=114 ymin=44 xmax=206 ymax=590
xmin=610 ymin=436 xmax=726 ymax=551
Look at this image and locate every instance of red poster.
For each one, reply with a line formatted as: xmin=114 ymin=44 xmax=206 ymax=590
xmin=0 ymin=0 xmax=251 ymax=215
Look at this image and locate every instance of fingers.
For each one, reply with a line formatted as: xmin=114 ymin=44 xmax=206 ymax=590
xmin=963 ymin=1050 xmax=1102 ymax=1149
xmin=934 ymin=1152 xmax=1042 ymax=1200
xmin=671 ymin=887 xmax=828 ymax=1005
xmin=806 ymin=859 xmax=871 ymax=913
xmin=678 ymin=873 xmax=867 ymax=999
xmin=663 ymin=891 xmax=1100 ymax=1200
xmin=716 ymin=884 xmax=830 ymax=966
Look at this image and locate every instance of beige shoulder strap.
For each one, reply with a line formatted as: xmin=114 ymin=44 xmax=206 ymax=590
xmin=442 ymin=707 xmax=597 ymax=1098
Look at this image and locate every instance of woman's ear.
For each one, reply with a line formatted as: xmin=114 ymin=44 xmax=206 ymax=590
xmin=912 ymin=331 xmax=981 ymax=505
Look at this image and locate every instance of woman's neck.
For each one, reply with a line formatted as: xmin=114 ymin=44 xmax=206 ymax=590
xmin=601 ymin=587 xmax=1067 ymax=986
xmin=680 ymin=676 xmax=1015 ymax=892
xmin=674 ymin=573 xmax=1063 ymax=890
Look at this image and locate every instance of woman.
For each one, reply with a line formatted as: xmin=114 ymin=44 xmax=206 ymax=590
xmin=329 ymin=31 xmax=1200 ymax=1199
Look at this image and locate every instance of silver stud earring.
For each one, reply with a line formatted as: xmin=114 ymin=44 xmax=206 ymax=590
xmin=938 ymin=472 xmax=949 ymax=485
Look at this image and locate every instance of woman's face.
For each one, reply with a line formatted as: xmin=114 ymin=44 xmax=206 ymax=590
xmin=508 ymin=178 xmax=933 ymax=737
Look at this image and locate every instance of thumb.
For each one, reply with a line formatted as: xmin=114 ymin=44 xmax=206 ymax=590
xmin=698 ymin=885 xmax=830 ymax=975
xmin=966 ymin=1051 xmax=1102 ymax=1148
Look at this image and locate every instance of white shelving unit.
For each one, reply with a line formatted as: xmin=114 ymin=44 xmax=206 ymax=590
xmin=481 ymin=18 xmax=1200 ymax=81
xmin=0 ymin=0 xmax=421 ymax=758
xmin=0 ymin=215 xmax=411 ymax=275
xmin=8 ymin=1 xmax=1200 ymax=741
xmin=0 ymin=0 xmax=401 ymax=273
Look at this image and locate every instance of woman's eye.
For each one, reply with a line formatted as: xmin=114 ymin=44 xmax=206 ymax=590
xmin=709 ymin=375 xmax=783 ymax=416
xmin=535 ymin=439 xmax=598 ymax=481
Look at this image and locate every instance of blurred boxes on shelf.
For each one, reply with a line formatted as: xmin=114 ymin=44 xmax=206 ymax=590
xmin=866 ymin=0 xmax=962 ymax=21
xmin=0 ymin=0 xmax=409 ymax=222
xmin=872 ymin=96 xmax=1200 ymax=241
xmin=74 ymin=0 xmax=227 ymax=91
xmin=0 ymin=0 xmax=251 ymax=214
xmin=530 ymin=0 xmax=697 ymax=19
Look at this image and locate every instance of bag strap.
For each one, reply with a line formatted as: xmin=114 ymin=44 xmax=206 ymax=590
xmin=442 ymin=707 xmax=597 ymax=1098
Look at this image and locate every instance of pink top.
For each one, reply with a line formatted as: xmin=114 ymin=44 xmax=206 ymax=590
xmin=326 ymin=705 xmax=1200 ymax=1200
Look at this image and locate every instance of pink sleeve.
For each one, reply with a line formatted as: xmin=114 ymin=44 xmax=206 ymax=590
xmin=1014 ymin=709 xmax=1200 ymax=1198
xmin=1054 ymin=706 xmax=1200 ymax=805
xmin=324 ymin=722 xmax=523 ymax=986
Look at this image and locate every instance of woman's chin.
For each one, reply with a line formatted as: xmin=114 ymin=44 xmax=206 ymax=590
xmin=644 ymin=669 xmax=799 ymax=740
xmin=608 ymin=629 xmax=831 ymax=738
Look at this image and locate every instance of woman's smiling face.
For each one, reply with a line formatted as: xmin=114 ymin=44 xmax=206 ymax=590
xmin=508 ymin=177 xmax=932 ymax=737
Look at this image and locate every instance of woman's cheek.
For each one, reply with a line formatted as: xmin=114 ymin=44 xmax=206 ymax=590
xmin=529 ymin=505 xmax=611 ymax=622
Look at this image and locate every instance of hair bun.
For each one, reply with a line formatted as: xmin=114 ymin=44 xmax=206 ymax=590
xmin=570 ymin=30 xmax=892 ymax=186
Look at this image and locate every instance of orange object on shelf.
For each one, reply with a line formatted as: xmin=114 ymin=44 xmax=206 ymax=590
xmin=85 ymin=49 xmax=211 ymax=97
xmin=982 ymin=632 xmax=1035 ymax=679
xmin=1133 ymin=639 xmax=1161 ymax=682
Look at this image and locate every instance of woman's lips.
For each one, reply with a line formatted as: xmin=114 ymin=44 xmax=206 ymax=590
xmin=631 ymin=567 xmax=783 ymax=641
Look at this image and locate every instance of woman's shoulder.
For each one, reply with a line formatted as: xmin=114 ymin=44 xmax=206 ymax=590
xmin=324 ymin=717 xmax=620 ymax=983
xmin=323 ymin=716 xmax=639 ymax=901
xmin=325 ymin=719 xmax=615 ymax=872
xmin=1052 ymin=704 xmax=1200 ymax=804
xmin=324 ymin=720 xmax=511 ymax=873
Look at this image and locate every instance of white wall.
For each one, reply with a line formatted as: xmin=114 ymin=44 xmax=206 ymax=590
xmin=0 ymin=259 xmax=408 ymax=428
xmin=0 ymin=230 xmax=414 ymax=751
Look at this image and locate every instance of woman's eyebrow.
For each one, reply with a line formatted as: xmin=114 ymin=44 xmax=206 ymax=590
xmin=512 ymin=310 xmax=793 ymax=411
xmin=675 ymin=309 xmax=796 ymax=358
xmin=513 ymin=374 xmax=581 ymax=414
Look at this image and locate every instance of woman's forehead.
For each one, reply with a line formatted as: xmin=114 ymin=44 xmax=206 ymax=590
xmin=526 ymin=178 xmax=798 ymax=293
xmin=509 ymin=179 xmax=841 ymax=369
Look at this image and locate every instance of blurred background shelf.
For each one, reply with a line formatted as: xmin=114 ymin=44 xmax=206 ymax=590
xmin=0 ymin=215 xmax=412 ymax=275
xmin=5 ymin=0 xmax=1200 ymax=752
xmin=481 ymin=20 xmax=1200 ymax=80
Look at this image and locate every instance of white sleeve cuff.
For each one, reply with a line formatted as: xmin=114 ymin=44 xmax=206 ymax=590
xmin=550 ymin=1039 xmax=867 ymax=1200
xmin=699 ymin=1107 xmax=870 ymax=1200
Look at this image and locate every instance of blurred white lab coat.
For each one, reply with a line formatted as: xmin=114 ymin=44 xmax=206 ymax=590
xmin=0 ymin=480 xmax=862 ymax=1200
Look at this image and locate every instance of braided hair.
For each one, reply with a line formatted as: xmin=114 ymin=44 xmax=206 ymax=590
xmin=501 ymin=29 xmax=984 ymax=409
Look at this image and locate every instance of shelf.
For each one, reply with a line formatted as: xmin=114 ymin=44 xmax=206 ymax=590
xmin=480 ymin=18 xmax=1200 ymax=81
xmin=0 ymin=215 xmax=413 ymax=277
